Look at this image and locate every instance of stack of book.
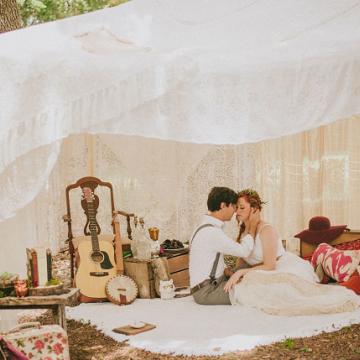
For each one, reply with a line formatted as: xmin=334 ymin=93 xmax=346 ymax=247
xmin=26 ymin=248 xmax=52 ymax=287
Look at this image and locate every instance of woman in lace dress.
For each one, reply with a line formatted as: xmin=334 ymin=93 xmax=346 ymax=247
xmin=224 ymin=189 xmax=360 ymax=316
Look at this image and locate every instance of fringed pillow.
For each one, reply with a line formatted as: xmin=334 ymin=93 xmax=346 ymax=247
xmin=311 ymin=243 xmax=360 ymax=282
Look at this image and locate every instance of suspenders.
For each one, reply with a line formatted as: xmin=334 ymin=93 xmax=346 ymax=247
xmin=190 ymin=224 xmax=221 ymax=284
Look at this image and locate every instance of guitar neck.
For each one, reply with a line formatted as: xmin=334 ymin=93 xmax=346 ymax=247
xmin=86 ymin=201 xmax=100 ymax=252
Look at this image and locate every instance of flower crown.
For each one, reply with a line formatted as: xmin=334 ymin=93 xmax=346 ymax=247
xmin=238 ymin=188 xmax=266 ymax=206
xmin=239 ymin=188 xmax=259 ymax=197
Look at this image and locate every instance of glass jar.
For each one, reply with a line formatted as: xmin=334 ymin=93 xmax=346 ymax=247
xmin=132 ymin=217 xmax=151 ymax=260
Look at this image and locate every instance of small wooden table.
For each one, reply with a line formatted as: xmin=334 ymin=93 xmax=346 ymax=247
xmin=0 ymin=288 xmax=79 ymax=331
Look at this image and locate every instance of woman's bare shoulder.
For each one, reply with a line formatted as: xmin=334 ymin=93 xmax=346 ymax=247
xmin=258 ymin=223 xmax=278 ymax=239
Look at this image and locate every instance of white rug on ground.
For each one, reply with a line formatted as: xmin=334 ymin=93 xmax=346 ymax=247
xmin=66 ymin=296 xmax=360 ymax=356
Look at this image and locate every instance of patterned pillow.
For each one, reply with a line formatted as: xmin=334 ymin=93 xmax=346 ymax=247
xmin=311 ymin=243 xmax=360 ymax=282
xmin=314 ymin=263 xmax=332 ymax=284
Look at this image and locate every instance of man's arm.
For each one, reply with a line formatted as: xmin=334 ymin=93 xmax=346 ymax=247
xmin=220 ymin=232 xmax=254 ymax=257
xmin=217 ymin=209 xmax=260 ymax=257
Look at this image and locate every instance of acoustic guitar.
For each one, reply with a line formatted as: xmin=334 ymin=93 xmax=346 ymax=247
xmin=75 ymin=187 xmax=117 ymax=299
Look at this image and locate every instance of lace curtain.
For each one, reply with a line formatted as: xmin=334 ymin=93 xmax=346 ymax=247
xmin=1 ymin=116 xmax=359 ymax=276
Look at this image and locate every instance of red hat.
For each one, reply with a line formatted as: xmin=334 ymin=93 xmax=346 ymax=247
xmin=294 ymin=216 xmax=348 ymax=245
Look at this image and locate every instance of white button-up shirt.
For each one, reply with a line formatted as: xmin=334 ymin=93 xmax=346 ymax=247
xmin=189 ymin=215 xmax=254 ymax=287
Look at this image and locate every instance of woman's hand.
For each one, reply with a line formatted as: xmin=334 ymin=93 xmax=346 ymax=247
xmin=249 ymin=208 xmax=260 ymax=226
xmin=224 ymin=269 xmax=247 ymax=293
xmin=246 ymin=208 xmax=260 ymax=237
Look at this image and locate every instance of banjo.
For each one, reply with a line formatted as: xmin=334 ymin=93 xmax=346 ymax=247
xmin=106 ymin=275 xmax=138 ymax=305
xmin=105 ymin=211 xmax=139 ymax=305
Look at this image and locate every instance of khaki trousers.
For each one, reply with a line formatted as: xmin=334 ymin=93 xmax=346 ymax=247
xmin=192 ymin=275 xmax=231 ymax=305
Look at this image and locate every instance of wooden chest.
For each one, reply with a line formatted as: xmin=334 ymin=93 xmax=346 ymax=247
xmin=124 ymin=253 xmax=190 ymax=299
xmin=300 ymin=230 xmax=360 ymax=258
xmin=167 ymin=252 xmax=190 ymax=288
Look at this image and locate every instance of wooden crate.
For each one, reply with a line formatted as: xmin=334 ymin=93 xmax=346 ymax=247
xmin=167 ymin=252 xmax=190 ymax=288
xmin=300 ymin=230 xmax=360 ymax=258
xmin=124 ymin=253 xmax=190 ymax=298
xmin=124 ymin=259 xmax=156 ymax=299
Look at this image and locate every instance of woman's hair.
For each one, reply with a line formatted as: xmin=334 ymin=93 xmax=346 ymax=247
xmin=236 ymin=188 xmax=266 ymax=242
xmin=237 ymin=188 xmax=265 ymax=211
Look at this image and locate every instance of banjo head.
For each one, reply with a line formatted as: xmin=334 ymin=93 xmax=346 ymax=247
xmin=105 ymin=275 xmax=138 ymax=305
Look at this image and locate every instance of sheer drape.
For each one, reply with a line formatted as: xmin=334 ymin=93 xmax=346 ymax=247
xmin=1 ymin=116 xmax=359 ymax=275
xmin=256 ymin=115 xmax=360 ymax=252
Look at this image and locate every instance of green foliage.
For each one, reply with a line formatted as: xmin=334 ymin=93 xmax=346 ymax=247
xmin=282 ymin=338 xmax=295 ymax=350
xmin=17 ymin=0 xmax=129 ymax=26
xmin=299 ymin=346 xmax=312 ymax=352
xmin=45 ymin=278 xmax=62 ymax=286
xmin=0 ymin=272 xmax=18 ymax=281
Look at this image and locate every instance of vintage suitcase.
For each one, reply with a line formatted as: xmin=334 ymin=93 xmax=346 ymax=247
xmin=3 ymin=322 xmax=70 ymax=360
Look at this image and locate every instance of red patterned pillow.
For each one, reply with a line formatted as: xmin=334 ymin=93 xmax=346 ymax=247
xmin=314 ymin=263 xmax=332 ymax=284
xmin=311 ymin=243 xmax=360 ymax=282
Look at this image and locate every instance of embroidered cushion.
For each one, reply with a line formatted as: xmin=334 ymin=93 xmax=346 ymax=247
xmin=311 ymin=243 xmax=360 ymax=282
xmin=314 ymin=263 xmax=332 ymax=284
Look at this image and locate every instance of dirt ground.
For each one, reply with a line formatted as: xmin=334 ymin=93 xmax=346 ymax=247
xmin=65 ymin=318 xmax=360 ymax=360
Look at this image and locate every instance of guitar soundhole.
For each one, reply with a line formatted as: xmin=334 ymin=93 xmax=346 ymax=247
xmin=91 ymin=251 xmax=104 ymax=263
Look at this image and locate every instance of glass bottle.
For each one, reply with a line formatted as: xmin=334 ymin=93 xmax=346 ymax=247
xmin=136 ymin=217 xmax=152 ymax=261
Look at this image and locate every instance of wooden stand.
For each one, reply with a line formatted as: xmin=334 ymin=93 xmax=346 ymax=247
xmin=63 ymin=176 xmax=134 ymax=282
xmin=166 ymin=252 xmax=190 ymax=288
xmin=300 ymin=230 xmax=360 ymax=258
xmin=0 ymin=288 xmax=79 ymax=331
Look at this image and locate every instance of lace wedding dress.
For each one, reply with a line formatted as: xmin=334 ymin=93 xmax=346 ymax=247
xmin=230 ymin=225 xmax=360 ymax=316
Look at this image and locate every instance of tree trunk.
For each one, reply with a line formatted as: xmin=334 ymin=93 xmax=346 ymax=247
xmin=0 ymin=0 xmax=22 ymax=34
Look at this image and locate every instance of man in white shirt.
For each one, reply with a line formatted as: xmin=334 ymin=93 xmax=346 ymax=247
xmin=189 ymin=187 xmax=259 ymax=305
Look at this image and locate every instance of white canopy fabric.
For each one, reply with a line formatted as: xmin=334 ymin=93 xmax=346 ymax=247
xmin=1 ymin=0 xmax=360 ymax=219
xmin=1 ymin=1 xmax=360 ymax=276
xmin=1 ymin=0 xmax=360 ymax=220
